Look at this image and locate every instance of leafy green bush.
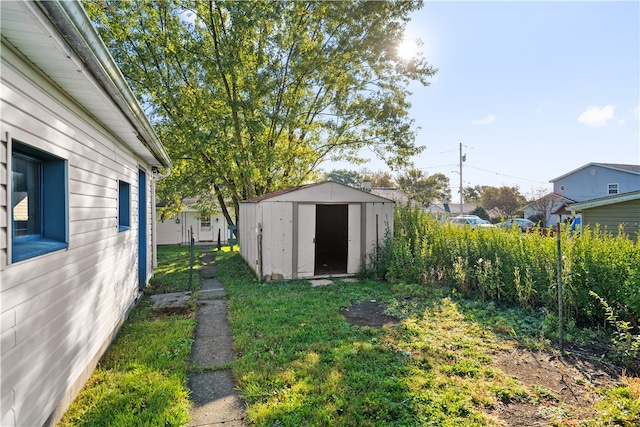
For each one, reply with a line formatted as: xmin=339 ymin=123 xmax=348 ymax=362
xmin=385 ymin=205 xmax=640 ymax=330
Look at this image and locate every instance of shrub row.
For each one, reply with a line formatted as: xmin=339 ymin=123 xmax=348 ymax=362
xmin=379 ymin=205 xmax=640 ymax=328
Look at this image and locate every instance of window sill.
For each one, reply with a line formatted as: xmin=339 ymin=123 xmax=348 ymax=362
xmin=12 ymin=237 xmax=68 ymax=263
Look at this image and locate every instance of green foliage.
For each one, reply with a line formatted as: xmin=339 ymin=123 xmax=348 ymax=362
xmin=85 ymin=0 xmax=436 ymax=223
xmin=591 ymin=291 xmax=640 ymax=368
xmin=60 ymin=299 xmax=196 ymax=426
xmin=469 ymin=206 xmax=490 ymax=221
xmin=324 ymin=169 xmax=364 ymax=187
xmin=386 ymin=205 xmax=640 ymax=331
xmin=218 ymin=252 xmax=530 ymax=426
xmin=396 ymin=168 xmax=451 ymax=205
xmin=60 ymin=245 xmax=197 ymax=426
xmin=147 ymin=245 xmax=202 ymax=294
xmin=588 ymin=379 xmax=640 ymax=427
xmin=480 ymin=186 xmax=527 ymax=218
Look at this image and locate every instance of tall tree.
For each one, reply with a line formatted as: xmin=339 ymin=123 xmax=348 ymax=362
xmin=361 ymin=169 xmax=396 ymax=188
xmin=324 ymin=169 xmax=363 ymax=187
xmin=396 ymin=168 xmax=451 ymax=205
xmin=481 ymin=186 xmax=527 ymax=218
xmin=463 ymin=185 xmax=486 ymax=202
xmin=84 ymin=0 xmax=436 ymax=225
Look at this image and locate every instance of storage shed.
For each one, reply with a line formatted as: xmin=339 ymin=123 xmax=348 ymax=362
xmin=239 ymin=182 xmax=394 ymax=280
xmin=1 ymin=1 xmax=171 ymax=425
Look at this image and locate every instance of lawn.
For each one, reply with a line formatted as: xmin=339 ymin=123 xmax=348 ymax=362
xmin=218 ymin=251 xmax=639 ymax=426
xmin=60 ymin=246 xmax=639 ymax=426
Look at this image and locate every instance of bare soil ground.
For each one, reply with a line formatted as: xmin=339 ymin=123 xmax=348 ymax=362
xmin=341 ymin=300 xmax=627 ymax=426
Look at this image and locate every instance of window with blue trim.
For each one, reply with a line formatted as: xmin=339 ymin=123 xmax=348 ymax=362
xmin=118 ymin=180 xmax=130 ymax=232
xmin=11 ymin=140 xmax=68 ymax=263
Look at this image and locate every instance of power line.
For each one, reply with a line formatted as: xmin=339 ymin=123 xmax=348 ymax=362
xmin=464 ymin=164 xmax=549 ymax=185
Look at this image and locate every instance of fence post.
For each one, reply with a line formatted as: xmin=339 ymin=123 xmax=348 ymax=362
xmin=189 ymin=225 xmax=195 ymax=291
xmin=556 ymin=222 xmax=563 ymax=354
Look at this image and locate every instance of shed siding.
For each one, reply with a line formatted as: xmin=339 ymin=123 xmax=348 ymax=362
xmin=582 ymin=199 xmax=640 ymax=241
xmin=239 ymin=201 xmax=260 ymax=276
xmin=347 ymin=204 xmax=362 ymax=273
xmin=297 ymin=203 xmax=316 ymax=278
xmin=239 ymin=184 xmax=394 ymax=280
xmin=1 ymin=43 xmax=155 ymax=426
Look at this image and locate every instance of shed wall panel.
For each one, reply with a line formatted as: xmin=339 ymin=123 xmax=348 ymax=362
xmin=347 ymin=204 xmax=362 ymax=274
xmin=297 ymin=203 xmax=316 ymax=278
xmin=261 ymin=202 xmax=294 ymax=279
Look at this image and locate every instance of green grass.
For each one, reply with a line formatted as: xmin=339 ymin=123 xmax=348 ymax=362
xmin=61 ymin=245 xmax=639 ymax=426
xmin=219 ymin=253 xmax=519 ymax=426
xmin=217 ymin=251 xmax=640 ymax=426
xmin=146 ymin=245 xmax=203 ymax=294
xmin=59 ymin=245 xmax=199 ymax=426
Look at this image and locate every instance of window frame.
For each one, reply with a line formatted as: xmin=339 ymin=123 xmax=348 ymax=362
xmin=118 ymin=180 xmax=131 ymax=232
xmin=10 ymin=139 xmax=68 ymax=263
xmin=607 ymin=183 xmax=619 ymax=195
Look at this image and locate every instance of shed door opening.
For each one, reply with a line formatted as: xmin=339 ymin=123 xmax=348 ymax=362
xmin=315 ymin=204 xmax=348 ymax=275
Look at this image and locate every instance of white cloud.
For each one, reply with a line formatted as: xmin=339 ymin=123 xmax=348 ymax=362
xmin=633 ymin=105 xmax=640 ymax=119
xmin=577 ymin=105 xmax=615 ymax=127
xmin=471 ymin=114 xmax=496 ymax=125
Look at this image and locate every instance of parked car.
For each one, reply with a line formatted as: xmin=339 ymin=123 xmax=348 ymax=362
xmin=497 ymin=218 xmax=534 ymax=233
xmin=448 ymin=215 xmax=494 ymax=229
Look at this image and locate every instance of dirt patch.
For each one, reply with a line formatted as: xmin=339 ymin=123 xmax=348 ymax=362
xmin=487 ymin=345 xmax=623 ymax=425
xmin=340 ymin=300 xmax=401 ymax=328
xmin=341 ymin=301 xmax=628 ymax=425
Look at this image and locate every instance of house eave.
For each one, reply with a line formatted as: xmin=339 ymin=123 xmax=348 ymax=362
xmin=568 ymin=190 xmax=640 ymax=211
xmin=2 ymin=0 xmax=171 ymax=170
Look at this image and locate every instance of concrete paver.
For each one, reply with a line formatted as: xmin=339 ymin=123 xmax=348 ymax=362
xmin=186 ymin=248 xmax=245 ymax=426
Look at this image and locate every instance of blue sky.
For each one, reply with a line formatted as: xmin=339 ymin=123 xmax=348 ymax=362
xmin=324 ymin=1 xmax=640 ymax=199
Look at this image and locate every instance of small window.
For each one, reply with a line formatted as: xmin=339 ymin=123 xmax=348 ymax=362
xmin=608 ymin=183 xmax=619 ymax=195
xmin=11 ymin=141 xmax=68 ymax=263
xmin=118 ymin=180 xmax=131 ymax=231
xmin=200 ymin=216 xmax=211 ymax=231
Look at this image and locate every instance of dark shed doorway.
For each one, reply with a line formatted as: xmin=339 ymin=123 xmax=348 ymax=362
xmin=315 ymin=204 xmax=348 ymax=275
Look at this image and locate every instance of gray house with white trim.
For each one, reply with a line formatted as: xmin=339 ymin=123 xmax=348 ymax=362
xmin=1 ymin=1 xmax=171 ymax=425
xmin=550 ymin=163 xmax=640 ymax=202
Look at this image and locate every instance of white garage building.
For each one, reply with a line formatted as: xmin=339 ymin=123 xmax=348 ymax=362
xmin=239 ymin=182 xmax=394 ymax=280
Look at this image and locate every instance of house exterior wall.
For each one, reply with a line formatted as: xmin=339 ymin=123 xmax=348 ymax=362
xmin=582 ymin=199 xmax=640 ymax=242
xmin=553 ymin=165 xmax=640 ymax=202
xmin=156 ymin=211 xmax=228 ymax=245
xmin=0 ymin=38 xmax=160 ymax=427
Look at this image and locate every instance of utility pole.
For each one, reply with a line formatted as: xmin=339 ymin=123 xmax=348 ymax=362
xmin=459 ymin=142 xmax=464 ymax=215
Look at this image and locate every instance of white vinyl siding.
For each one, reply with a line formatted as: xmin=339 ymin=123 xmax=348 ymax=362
xmin=1 ymin=42 xmax=155 ymax=426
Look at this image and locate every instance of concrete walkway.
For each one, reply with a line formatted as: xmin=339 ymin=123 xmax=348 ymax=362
xmin=186 ymin=248 xmax=246 ymax=427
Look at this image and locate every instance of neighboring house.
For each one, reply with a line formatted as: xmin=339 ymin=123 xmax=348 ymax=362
xmin=425 ymin=202 xmax=478 ymax=217
xmin=523 ymin=193 xmax=575 ymax=227
xmin=568 ymin=190 xmax=640 ymax=242
xmin=550 ymin=163 xmax=640 ymax=202
xmin=369 ymin=187 xmax=422 ymax=209
xmin=239 ymin=181 xmax=394 ymax=280
xmin=156 ymin=198 xmax=230 ymax=245
xmin=1 ymin=2 xmax=171 ymax=426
